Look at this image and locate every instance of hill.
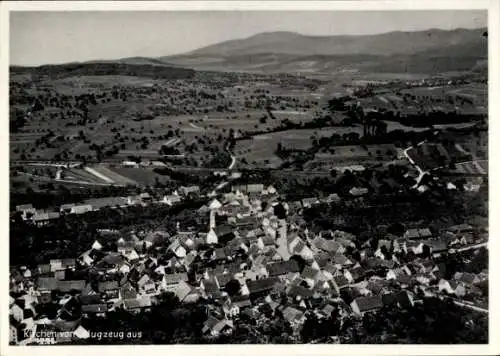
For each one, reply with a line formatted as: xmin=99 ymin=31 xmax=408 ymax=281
xmin=10 ymin=62 xmax=195 ymax=80
xmin=162 ymin=28 xmax=487 ymax=76
xmin=184 ymin=28 xmax=486 ymax=57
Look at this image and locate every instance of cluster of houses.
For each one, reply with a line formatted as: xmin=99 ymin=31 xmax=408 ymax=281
xmin=13 ymin=185 xmax=201 ymax=226
xmin=10 ymin=183 xmax=488 ymax=344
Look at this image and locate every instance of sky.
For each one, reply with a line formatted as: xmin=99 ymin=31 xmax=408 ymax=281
xmin=10 ymin=10 xmax=487 ymax=66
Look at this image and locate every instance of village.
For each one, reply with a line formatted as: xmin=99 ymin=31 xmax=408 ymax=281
xmin=9 ymin=175 xmax=489 ymax=344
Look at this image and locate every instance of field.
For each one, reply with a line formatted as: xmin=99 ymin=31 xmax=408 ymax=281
xmin=355 ymin=81 xmax=488 ymax=121
xmin=304 ymin=144 xmax=400 ymax=171
xmin=407 ymin=142 xmax=473 ymax=171
xmin=106 ymin=165 xmax=173 ymax=186
xmin=10 ymin=73 xmax=323 ymax=168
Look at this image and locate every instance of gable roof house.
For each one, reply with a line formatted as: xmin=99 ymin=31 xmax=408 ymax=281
xmin=350 ymin=295 xmax=384 ymax=317
xmin=202 ymin=316 xmax=234 ymax=337
xmin=98 ymin=281 xmax=119 ymax=299
xmin=301 ymin=266 xmax=320 ymax=288
xmin=301 ymin=197 xmax=320 ymax=208
xmin=161 ymin=273 xmax=189 ymax=292
xmin=168 ymin=239 xmax=187 ymax=258
xmin=207 ymin=224 xmax=235 ymax=245
xmin=123 ymin=296 xmax=152 ymax=313
xmin=246 ymin=277 xmax=281 ymax=299
xmin=454 ymin=272 xmax=481 ymax=286
xmin=424 ymin=238 xmax=448 ymax=254
xmin=403 ymin=228 xmax=432 ymax=240
xmin=179 ymin=185 xmax=201 ymax=196
xmin=266 ymin=260 xmax=301 ymax=278
xmin=438 ymin=279 xmax=467 ymax=297
xmin=280 ymin=306 xmax=306 ymax=330
xmin=81 ymin=303 xmax=109 ymax=317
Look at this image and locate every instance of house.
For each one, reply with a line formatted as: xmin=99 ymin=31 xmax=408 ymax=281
xmin=81 ymin=304 xmax=108 ymax=317
xmin=57 ymin=280 xmax=86 ymax=293
xmin=349 ymin=187 xmax=368 ymax=196
xmin=331 ymin=275 xmax=350 ymax=294
xmin=207 ymin=224 xmax=235 ymax=245
xmin=10 ymin=324 xmax=18 ymax=344
xmin=16 ymin=204 xmax=36 ymax=219
xmin=200 ymin=277 xmax=221 ymax=299
xmin=447 ymin=224 xmax=474 ymax=234
xmin=73 ymin=325 xmax=90 ymax=340
xmin=79 ymin=284 xmax=101 ymax=305
xmin=137 ymin=274 xmax=156 ymax=294
xmin=162 ymin=194 xmax=182 ymax=206
xmin=350 ymin=295 xmax=384 ymax=316
xmin=168 ymin=239 xmax=187 ymax=258
xmin=301 ymin=197 xmax=319 ymax=208
xmin=325 ymin=194 xmax=341 ymax=204
xmin=209 ymin=199 xmax=222 ymax=210
xmin=403 ymin=228 xmax=432 ymax=240
xmin=233 ymin=184 xmax=265 ymax=194
xmin=438 ymin=279 xmax=466 ymax=297
xmin=70 ymin=204 xmax=93 ymax=215
xmin=332 ymin=254 xmax=353 ymax=268
xmin=382 ymin=290 xmax=414 ymax=308
xmin=92 ymin=240 xmax=103 ymax=251
xmin=162 ymin=273 xmax=189 ymax=292
xmin=312 ymin=237 xmax=345 ymax=254
xmin=301 ymin=266 xmax=320 ymax=288
xmin=231 ymin=295 xmax=252 ymax=310
xmin=425 ymin=238 xmax=448 ymax=254
xmin=32 ymin=211 xmax=60 ymax=226
xmin=119 ymin=282 xmax=138 ymax=301
xmin=403 ymin=240 xmax=425 ymax=255
xmin=98 ymin=281 xmax=119 ymax=299
xmin=202 ymin=316 xmax=234 ymax=337
xmin=171 ymin=280 xmax=195 ymax=302
xmin=36 ymin=277 xmax=59 ymax=292
xmin=266 ymin=260 xmax=301 ymax=278
xmin=179 ymin=185 xmax=200 ymax=196
xmin=287 ymin=283 xmax=314 ymax=302
xmin=123 ymin=296 xmax=152 ymax=313
xmin=246 ymin=277 xmax=281 ymax=297
xmin=454 ymin=272 xmax=481 ymax=285
xmin=281 ymin=306 xmax=306 ymax=330
xmin=10 ymin=303 xmax=24 ymax=323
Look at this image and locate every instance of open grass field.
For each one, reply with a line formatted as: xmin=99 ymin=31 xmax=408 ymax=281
xmin=304 ymin=144 xmax=400 ymax=171
xmin=407 ymin=142 xmax=473 ymax=171
xmin=106 ymin=165 xmax=172 ymax=186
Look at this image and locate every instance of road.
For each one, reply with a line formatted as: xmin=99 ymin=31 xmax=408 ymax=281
xmin=426 ymin=292 xmax=488 ymax=315
xmin=189 ymin=122 xmax=204 ymax=130
xmin=228 ymin=155 xmax=236 ymax=170
xmin=451 ymin=299 xmax=488 ymax=314
xmin=433 ymin=242 xmax=488 ymax=258
xmin=403 ymin=141 xmax=427 ymax=188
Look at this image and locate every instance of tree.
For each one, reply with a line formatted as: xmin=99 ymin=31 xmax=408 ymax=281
xmin=225 ymin=279 xmax=241 ymax=297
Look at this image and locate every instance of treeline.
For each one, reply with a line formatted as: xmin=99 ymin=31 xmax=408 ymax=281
xmin=10 ymin=197 xmax=208 ymax=267
xmin=10 ymin=62 xmax=195 ymax=80
xmin=10 ymin=186 xmax=139 ymax=210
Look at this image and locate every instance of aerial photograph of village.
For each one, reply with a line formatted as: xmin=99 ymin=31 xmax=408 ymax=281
xmin=8 ymin=8 xmax=489 ymax=345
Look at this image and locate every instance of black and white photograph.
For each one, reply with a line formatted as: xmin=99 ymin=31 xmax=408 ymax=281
xmin=2 ymin=0 xmax=497 ymax=352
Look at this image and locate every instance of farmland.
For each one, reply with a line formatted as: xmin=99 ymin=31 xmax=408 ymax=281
xmin=10 ymin=59 xmax=488 ymax=189
xmin=10 ymin=71 xmax=324 ymax=168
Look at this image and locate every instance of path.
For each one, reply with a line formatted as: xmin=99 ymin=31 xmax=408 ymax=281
xmin=189 ymin=122 xmax=204 ymax=130
xmin=228 ymin=155 xmax=236 ymax=170
xmin=403 ymin=141 xmax=427 ymax=188
xmin=20 ymin=172 xmax=122 ymax=187
xmin=83 ymin=167 xmax=115 ymax=184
